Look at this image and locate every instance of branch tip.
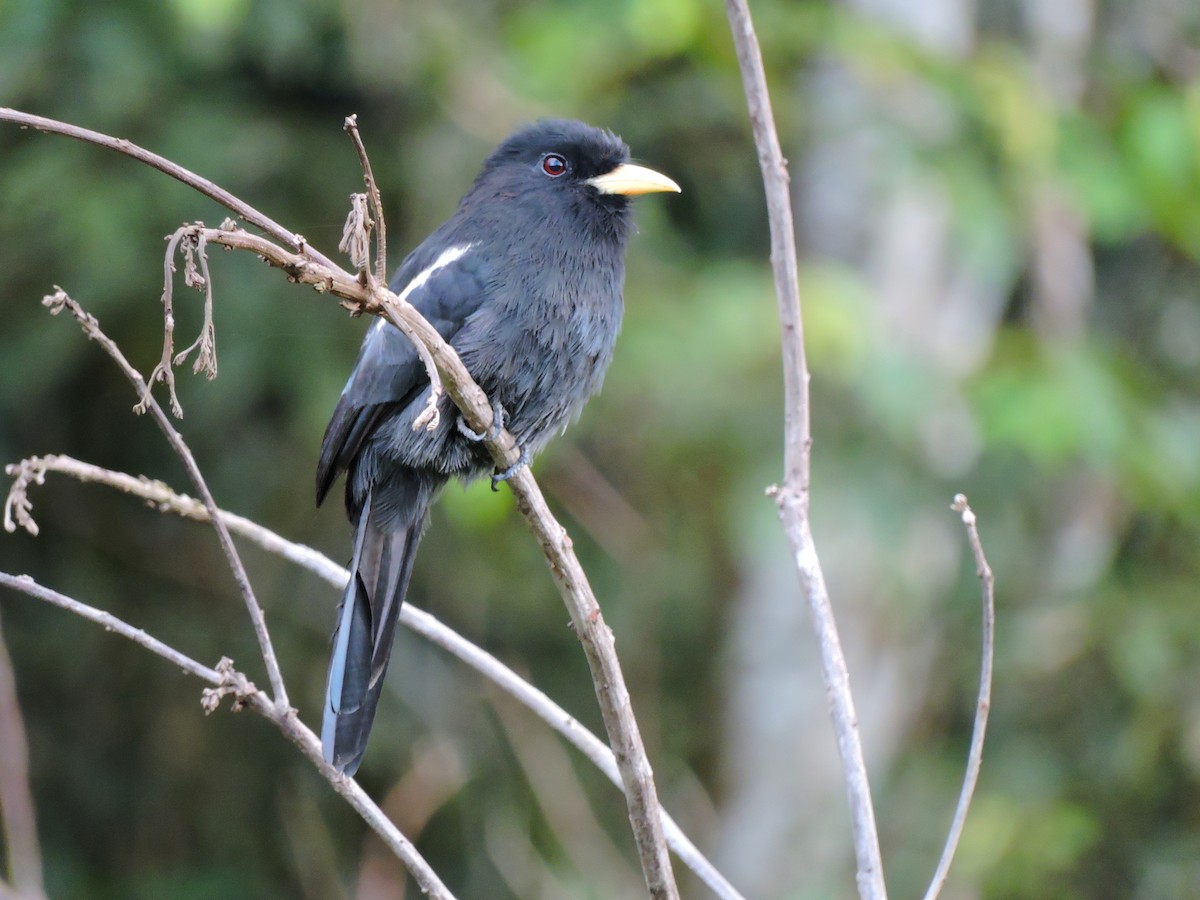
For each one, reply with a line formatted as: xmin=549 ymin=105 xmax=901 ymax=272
xmin=923 ymin=498 xmax=995 ymax=900
xmin=342 ymin=114 xmax=387 ymax=281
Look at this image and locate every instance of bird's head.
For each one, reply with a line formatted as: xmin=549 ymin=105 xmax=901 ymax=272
xmin=472 ymin=119 xmax=679 ymax=241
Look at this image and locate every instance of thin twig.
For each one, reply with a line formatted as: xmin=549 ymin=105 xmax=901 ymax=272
xmin=0 ymin=612 xmax=45 ymax=900
xmin=923 ymin=496 xmax=995 ymax=900
xmin=382 ymin=253 xmax=454 ymax=433
xmin=343 ymin=114 xmax=387 ymax=284
xmin=3 ymin=453 xmax=745 ymax=899
xmin=0 ymin=574 xmax=457 ymax=900
xmin=0 ymin=108 xmax=340 ymax=272
xmin=723 ymin=2 xmax=887 ymax=897
xmin=0 ymin=573 xmax=222 ymax=683
xmin=40 ymin=288 xmax=289 ymax=709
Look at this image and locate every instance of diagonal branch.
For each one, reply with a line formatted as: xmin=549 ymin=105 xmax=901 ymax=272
xmin=39 ymin=288 xmax=289 ymax=710
xmin=0 ymin=108 xmax=339 ymax=272
xmin=723 ymin=1 xmax=886 ymax=897
xmin=343 ymin=114 xmax=388 ymax=285
xmin=3 ymin=453 xmax=744 ymax=899
xmin=923 ymin=496 xmax=995 ymax=900
xmin=0 ymin=573 xmax=456 ymax=900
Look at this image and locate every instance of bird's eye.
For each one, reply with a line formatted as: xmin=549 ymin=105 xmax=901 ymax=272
xmin=541 ymin=154 xmax=567 ymax=177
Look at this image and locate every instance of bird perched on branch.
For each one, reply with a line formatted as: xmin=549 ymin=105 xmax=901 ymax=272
xmin=316 ymin=119 xmax=679 ymax=774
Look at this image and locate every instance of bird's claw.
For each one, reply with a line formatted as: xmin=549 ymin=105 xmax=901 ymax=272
xmin=456 ymin=418 xmax=487 ymax=442
xmin=457 ymin=397 xmax=507 ymax=443
xmin=491 ymin=448 xmax=530 ymax=491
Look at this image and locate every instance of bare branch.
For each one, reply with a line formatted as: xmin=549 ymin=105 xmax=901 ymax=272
xmin=343 ymin=114 xmax=387 ymax=284
xmin=0 ymin=572 xmax=222 ymax=683
xmin=506 ymin=466 xmax=678 ymax=897
xmin=923 ymin=496 xmax=995 ymax=900
xmin=0 ymin=573 xmax=457 ymax=900
xmin=0 ymin=612 xmax=45 ymax=899
xmin=40 ymin=289 xmax=289 ymax=709
xmin=724 ymin=1 xmax=886 ymax=897
xmin=3 ymin=453 xmax=745 ymax=898
xmin=0 ymin=107 xmax=340 ymax=272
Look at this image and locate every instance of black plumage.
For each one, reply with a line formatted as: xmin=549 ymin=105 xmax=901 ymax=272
xmin=316 ymin=119 xmax=679 ymax=774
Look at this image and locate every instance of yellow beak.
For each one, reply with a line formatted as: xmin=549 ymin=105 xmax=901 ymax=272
xmin=587 ymin=162 xmax=681 ymax=196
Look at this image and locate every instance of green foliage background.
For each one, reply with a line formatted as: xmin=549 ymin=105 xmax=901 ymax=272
xmin=2 ymin=0 xmax=1199 ymax=897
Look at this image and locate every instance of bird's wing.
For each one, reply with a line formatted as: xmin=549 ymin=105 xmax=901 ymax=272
xmin=316 ymin=245 xmax=485 ymax=505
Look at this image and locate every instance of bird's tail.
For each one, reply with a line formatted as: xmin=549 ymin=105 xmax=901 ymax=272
xmin=322 ymin=489 xmax=425 ymax=775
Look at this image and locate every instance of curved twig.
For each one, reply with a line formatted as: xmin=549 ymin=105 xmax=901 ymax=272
xmin=923 ymin=496 xmax=995 ymax=900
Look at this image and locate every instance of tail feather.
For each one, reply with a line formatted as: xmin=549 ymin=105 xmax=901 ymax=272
xmin=322 ymin=491 xmax=423 ymax=775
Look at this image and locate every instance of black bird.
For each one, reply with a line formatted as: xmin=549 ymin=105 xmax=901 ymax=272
xmin=316 ymin=119 xmax=679 ymax=774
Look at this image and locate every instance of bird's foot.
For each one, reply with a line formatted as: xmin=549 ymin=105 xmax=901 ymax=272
xmin=456 ymin=396 xmax=506 ymax=443
xmin=491 ymin=447 xmax=530 ymax=492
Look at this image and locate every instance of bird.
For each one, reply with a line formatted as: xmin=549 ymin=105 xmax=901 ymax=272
xmin=316 ymin=118 xmax=680 ymax=775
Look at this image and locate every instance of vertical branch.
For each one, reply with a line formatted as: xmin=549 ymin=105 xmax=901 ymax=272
xmin=0 ymin=612 xmax=44 ymax=900
xmin=723 ymin=0 xmax=808 ymax=490
xmin=923 ymin=496 xmax=995 ymax=900
xmin=723 ymin=1 xmax=887 ymax=897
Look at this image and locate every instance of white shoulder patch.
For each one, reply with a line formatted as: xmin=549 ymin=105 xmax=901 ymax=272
xmin=351 ymin=244 xmax=475 ymax=388
xmin=395 ymin=243 xmax=473 ymax=304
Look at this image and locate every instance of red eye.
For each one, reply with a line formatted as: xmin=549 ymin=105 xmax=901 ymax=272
xmin=541 ymin=153 xmax=567 ymax=177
